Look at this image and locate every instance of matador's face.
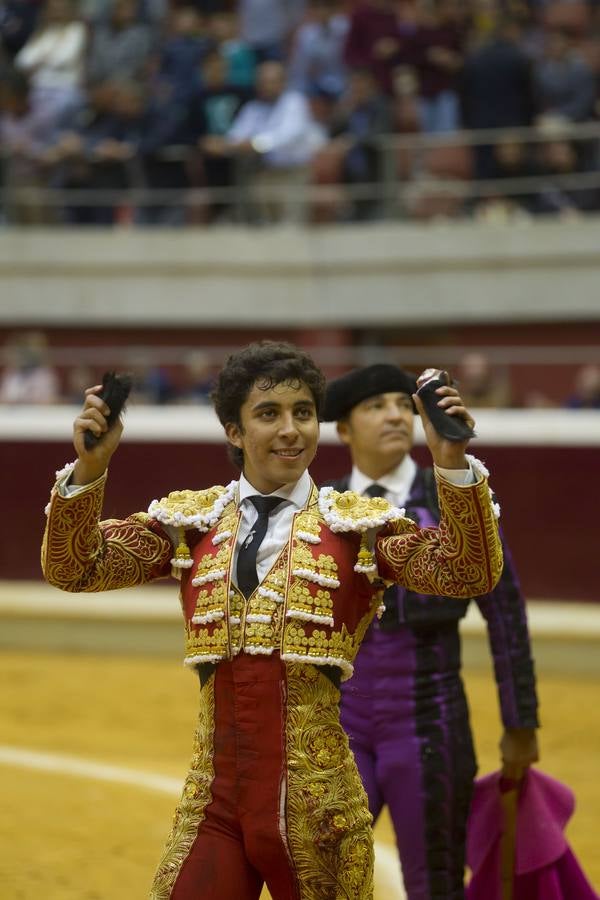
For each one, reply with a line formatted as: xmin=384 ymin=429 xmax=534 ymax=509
xmin=225 ymin=380 xmax=319 ymax=494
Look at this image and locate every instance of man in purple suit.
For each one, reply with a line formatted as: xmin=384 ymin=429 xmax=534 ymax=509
xmin=323 ymin=363 xmax=540 ymax=900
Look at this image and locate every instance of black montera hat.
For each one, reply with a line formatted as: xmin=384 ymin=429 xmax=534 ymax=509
xmin=322 ymin=364 xmax=418 ymax=422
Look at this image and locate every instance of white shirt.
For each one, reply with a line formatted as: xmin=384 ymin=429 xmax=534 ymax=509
xmin=235 ymin=470 xmax=312 ymax=587
xmin=16 ymin=23 xmax=86 ymax=91
xmin=349 ymin=457 xmax=475 ymax=507
xmin=349 ymin=455 xmax=418 ymax=507
xmin=227 ymin=90 xmax=326 ymax=168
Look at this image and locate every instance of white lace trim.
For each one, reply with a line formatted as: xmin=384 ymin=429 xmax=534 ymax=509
xmin=465 ymin=454 xmax=501 ymax=519
xmin=258 ymin=586 xmax=284 ymax=603
xmin=292 ymin=568 xmax=340 ymax=589
xmin=191 ymin=610 xmax=225 ymax=625
xmin=45 ymin=461 xmax=78 ymax=515
xmin=171 ymin=557 xmax=194 ymax=569
xmin=296 ymin=530 xmax=321 ymax=544
xmin=244 ymin=645 xmax=275 ymax=656
xmin=229 ymin=616 xmax=242 ymax=625
xmin=465 ymin=453 xmax=489 ymax=479
xmin=354 ymin=563 xmax=377 ymax=574
xmin=281 ymin=652 xmax=354 ymax=681
xmin=148 ymin=480 xmax=237 ymax=531
xmin=191 ymin=569 xmax=227 ymax=587
xmin=212 ymin=530 xmax=233 ymax=545
xmin=246 ymin=613 xmax=272 ymax=624
xmin=55 ymin=460 xmax=77 ymax=481
xmin=317 ymin=485 xmax=405 ymax=533
xmin=183 ymin=653 xmax=223 ymax=667
xmin=286 ymin=609 xmax=334 ymax=627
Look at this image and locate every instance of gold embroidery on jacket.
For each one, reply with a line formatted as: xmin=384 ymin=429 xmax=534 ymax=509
xmin=191 ymin=581 xmax=227 ymax=624
xmin=242 ymin=549 xmax=289 ymax=654
xmin=229 ymin=588 xmax=245 ymax=655
xmin=291 ymin=544 xmax=340 ymax=587
xmin=285 ymin=664 xmax=374 ymax=899
xmin=286 ymin=583 xmax=334 ymax=624
xmin=42 ymin=481 xmax=172 ymax=593
xmin=150 ymin=676 xmax=216 ymax=899
xmin=185 ymin=619 xmax=229 ymax=664
xmin=281 ymin=607 xmax=375 ymax=682
xmin=295 ymin=511 xmax=322 ymax=543
xmin=376 ymin=475 xmax=503 ymax=597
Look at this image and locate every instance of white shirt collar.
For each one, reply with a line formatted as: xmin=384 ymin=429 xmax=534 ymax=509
xmin=238 ymin=469 xmax=312 ymax=510
xmin=350 ymin=455 xmax=417 ymax=502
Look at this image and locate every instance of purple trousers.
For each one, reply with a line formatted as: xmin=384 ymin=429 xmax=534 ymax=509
xmin=340 ymin=621 xmax=477 ymax=900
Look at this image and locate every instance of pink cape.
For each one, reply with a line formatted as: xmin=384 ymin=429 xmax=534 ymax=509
xmin=465 ymin=768 xmax=599 ymax=900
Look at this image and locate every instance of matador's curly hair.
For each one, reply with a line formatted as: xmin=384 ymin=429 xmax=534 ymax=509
xmin=212 ymin=340 xmax=326 ymax=469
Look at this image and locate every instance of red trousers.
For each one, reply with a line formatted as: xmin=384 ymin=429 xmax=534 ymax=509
xmin=171 ymin=653 xmax=300 ymax=900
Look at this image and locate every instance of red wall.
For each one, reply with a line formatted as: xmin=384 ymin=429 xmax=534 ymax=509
xmin=3 ymin=439 xmax=597 ymax=603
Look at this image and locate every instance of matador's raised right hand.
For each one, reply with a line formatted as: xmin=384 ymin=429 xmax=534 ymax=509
xmin=72 ymin=385 xmax=124 ymax=485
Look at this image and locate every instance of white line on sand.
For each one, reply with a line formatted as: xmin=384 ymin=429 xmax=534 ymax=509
xmin=0 ymin=744 xmax=406 ymax=898
xmin=0 ymin=745 xmax=183 ymax=794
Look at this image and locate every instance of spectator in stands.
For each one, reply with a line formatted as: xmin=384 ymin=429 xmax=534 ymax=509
xmin=0 ymin=66 xmax=59 ymax=223
xmin=135 ymin=70 xmax=200 ymax=225
xmin=15 ymin=0 xmax=86 ymax=123
xmin=535 ymin=118 xmax=600 ymax=216
xmin=210 ymin=9 xmax=256 ymax=88
xmin=288 ymin=0 xmax=349 ymax=99
xmin=201 ymin=59 xmax=327 ymax=222
xmin=196 ymin=47 xmax=252 ymax=140
xmin=127 ymin=349 xmax=175 ymax=404
xmin=474 ymin=136 xmax=541 ymax=220
xmin=456 ymin=351 xmax=512 ymax=408
xmin=194 ymin=47 xmax=253 ymax=221
xmin=328 ymin=66 xmax=392 ymax=219
xmin=390 ymin=62 xmax=420 ymax=133
xmin=0 ymin=330 xmax=60 ymax=403
xmin=49 ymin=78 xmax=144 ymax=225
xmin=81 ymin=0 xmax=167 ymax=25
xmin=179 ymin=349 xmax=215 ymax=403
xmin=0 ymin=0 xmax=39 ymax=60
xmin=237 ymin=0 xmax=305 ymax=63
xmin=564 ymin=364 xmax=600 ymax=409
xmin=344 ymin=0 xmax=417 ymax=94
xmin=461 ymin=16 xmax=535 ymax=179
xmin=407 ymin=0 xmax=465 ymax=133
xmin=64 ymin=364 xmax=96 ymax=404
xmin=86 ymin=0 xmax=156 ymax=86
xmin=159 ymin=4 xmax=214 ymax=101
xmin=533 ymin=27 xmax=596 ymax=123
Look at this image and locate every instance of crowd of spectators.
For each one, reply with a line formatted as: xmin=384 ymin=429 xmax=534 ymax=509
xmin=1 ymin=330 xmax=599 ymax=409
xmin=1 ymin=0 xmax=600 ymax=224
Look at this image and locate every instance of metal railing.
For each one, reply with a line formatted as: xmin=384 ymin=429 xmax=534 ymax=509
xmin=1 ymin=120 xmax=599 ymax=225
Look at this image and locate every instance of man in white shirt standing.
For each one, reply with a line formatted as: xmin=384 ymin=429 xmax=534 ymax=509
xmin=201 ymin=60 xmax=326 ymax=222
xmin=42 ymin=342 xmax=503 ymax=900
xmin=323 ymin=363 xmax=539 ymax=900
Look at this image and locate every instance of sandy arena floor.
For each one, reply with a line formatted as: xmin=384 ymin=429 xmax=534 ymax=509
xmin=1 ymin=647 xmax=599 ymax=899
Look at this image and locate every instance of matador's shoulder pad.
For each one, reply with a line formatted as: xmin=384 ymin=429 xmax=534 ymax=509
xmin=148 ymin=481 xmax=237 ymax=530
xmin=317 ymin=486 xmax=406 ymax=533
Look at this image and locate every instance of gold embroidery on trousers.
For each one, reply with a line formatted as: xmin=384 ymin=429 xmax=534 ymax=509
xmin=150 ymin=676 xmax=216 ymax=899
xmin=285 ymin=665 xmax=374 ymax=899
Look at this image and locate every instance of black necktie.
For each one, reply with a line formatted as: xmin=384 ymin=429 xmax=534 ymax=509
xmin=365 ymin=483 xmax=387 ymax=499
xmin=236 ymin=495 xmax=284 ymax=598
